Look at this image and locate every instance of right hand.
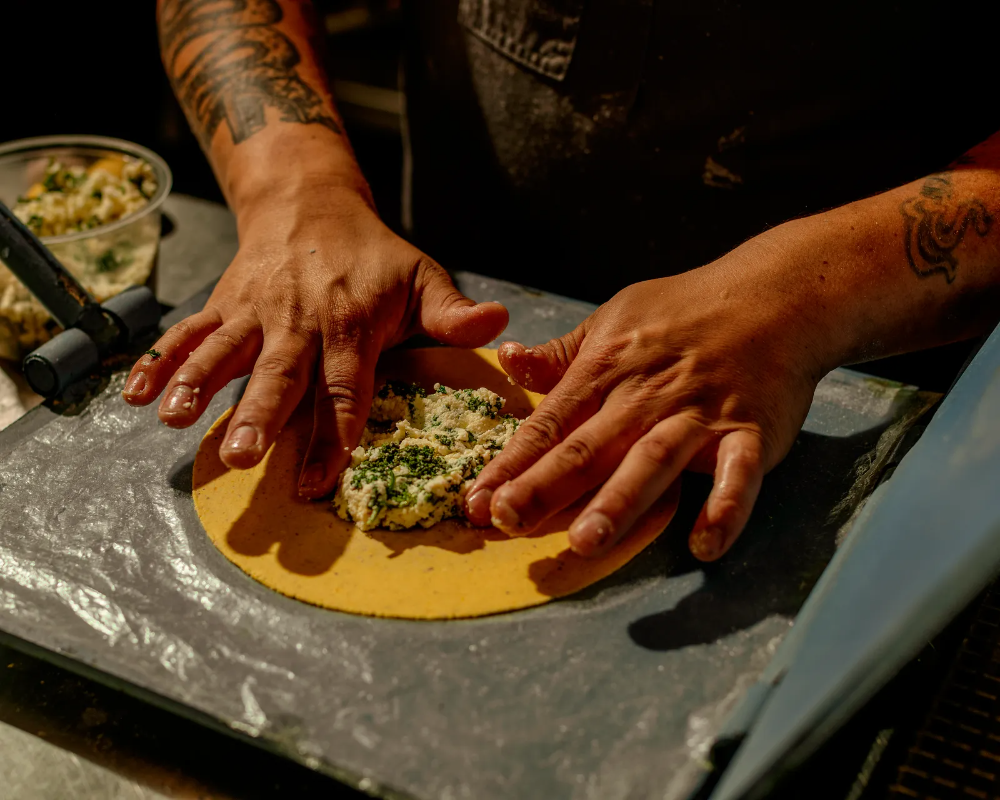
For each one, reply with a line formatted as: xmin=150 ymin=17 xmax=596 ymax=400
xmin=122 ymin=187 xmax=508 ymax=497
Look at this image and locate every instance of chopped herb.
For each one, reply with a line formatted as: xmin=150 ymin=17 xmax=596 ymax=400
xmin=377 ymin=380 xmax=426 ymax=401
xmin=26 ymin=215 xmax=44 ymax=232
xmin=95 ymin=249 xmax=123 ymax=273
xmin=352 ymin=443 xmax=448 ymax=512
xmin=455 ymin=387 xmax=503 ymax=418
xmin=435 ymin=385 xmax=448 ymax=394
xmin=91 ymin=190 xmax=103 ymax=200
xmin=376 ymin=380 xmax=427 ymax=418
xmin=144 ymin=349 xmax=162 ymax=360
xmin=42 ymin=172 xmax=63 ymax=192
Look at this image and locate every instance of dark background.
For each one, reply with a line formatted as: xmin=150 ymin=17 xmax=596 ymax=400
xmin=0 ymin=4 xmax=995 ymax=797
xmin=0 ymin=0 xmax=979 ymax=392
xmin=1 ymin=0 xmax=405 ymax=224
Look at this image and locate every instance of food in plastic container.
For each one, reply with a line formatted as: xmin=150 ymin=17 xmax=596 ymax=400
xmin=0 ymin=136 xmax=172 ymax=360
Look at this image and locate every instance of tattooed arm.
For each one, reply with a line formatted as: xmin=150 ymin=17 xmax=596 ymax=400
xmin=465 ymin=134 xmax=1000 ymax=561
xmin=124 ymin=0 xmax=508 ymax=496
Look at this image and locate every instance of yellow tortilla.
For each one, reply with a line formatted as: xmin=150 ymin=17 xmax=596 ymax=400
xmin=193 ymin=347 xmax=672 ymax=619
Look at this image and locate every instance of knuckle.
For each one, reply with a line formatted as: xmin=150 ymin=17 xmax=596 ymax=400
xmin=551 ymin=336 xmax=576 ymax=369
xmin=164 ymin=317 xmax=202 ymax=345
xmin=206 ymin=326 xmax=250 ymax=352
xmin=416 ymin=256 xmax=448 ymax=284
xmin=524 ymin=409 xmax=568 ymax=450
xmin=315 ymin=381 xmax=365 ymax=413
xmin=554 ymin=435 xmax=599 ymax=473
xmin=577 ymin=345 xmax=617 ymax=382
xmin=323 ymin=323 xmax=362 ymax=350
xmin=253 ymin=352 xmax=303 ymax=383
xmin=729 ymin=445 xmax=763 ymax=472
xmin=173 ymin=362 xmax=210 ymax=386
xmin=595 ymin=484 xmax=633 ymax=517
xmin=277 ymin=300 xmax=320 ymax=338
xmin=712 ymin=496 xmax=744 ymax=522
xmin=634 ymin=433 xmax=675 ymax=467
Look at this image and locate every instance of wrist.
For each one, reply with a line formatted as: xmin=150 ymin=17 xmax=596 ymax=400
xmin=234 ymin=178 xmax=377 ymax=243
xmin=719 ymin=221 xmax=853 ymax=382
xmin=223 ymin=127 xmax=374 ymax=227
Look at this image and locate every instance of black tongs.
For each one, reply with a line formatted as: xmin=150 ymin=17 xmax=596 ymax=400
xmin=0 ymin=200 xmax=160 ymax=397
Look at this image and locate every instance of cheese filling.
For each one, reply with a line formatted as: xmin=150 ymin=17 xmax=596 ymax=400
xmin=333 ymin=381 xmax=524 ymax=531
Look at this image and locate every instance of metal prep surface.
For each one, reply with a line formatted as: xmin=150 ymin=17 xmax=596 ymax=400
xmin=0 ymin=205 xmax=938 ymax=800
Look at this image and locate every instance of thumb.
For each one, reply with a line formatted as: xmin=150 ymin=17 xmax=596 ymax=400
xmin=415 ymin=261 xmax=509 ymax=347
xmin=497 ymin=326 xmax=584 ymax=394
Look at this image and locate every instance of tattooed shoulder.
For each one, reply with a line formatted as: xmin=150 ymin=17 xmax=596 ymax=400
xmin=160 ymin=0 xmax=341 ymax=149
xmin=900 ymin=171 xmax=993 ymax=283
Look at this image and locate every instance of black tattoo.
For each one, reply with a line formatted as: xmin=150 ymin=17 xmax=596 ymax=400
xmin=900 ymin=172 xmax=993 ymax=283
xmin=160 ymin=0 xmax=341 ymax=149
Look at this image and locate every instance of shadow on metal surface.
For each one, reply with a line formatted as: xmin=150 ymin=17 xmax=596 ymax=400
xmin=628 ymin=424 xmax=893 ymax=652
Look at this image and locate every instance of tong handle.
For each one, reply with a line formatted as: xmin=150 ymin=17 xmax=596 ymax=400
xmin=0 ymin=200 xmax=113 ymax=342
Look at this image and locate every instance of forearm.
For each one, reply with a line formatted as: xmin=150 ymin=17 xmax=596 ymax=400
xmin=157 ymin=0 xmax=370 ymax=223
xmin=747 ymin=133 xmax=1000 ymax=375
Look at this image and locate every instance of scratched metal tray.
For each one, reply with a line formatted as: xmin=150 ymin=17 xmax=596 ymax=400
xmin=0 ymin=272 xmax=936 ymax=800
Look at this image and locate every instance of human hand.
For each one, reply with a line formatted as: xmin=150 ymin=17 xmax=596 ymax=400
xmin=122 ymin=187 xmax=508 ymax=497
xmin=465 ymin=251 xmax=830 ymax=561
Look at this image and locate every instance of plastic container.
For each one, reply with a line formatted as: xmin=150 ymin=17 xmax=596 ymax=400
xmin=0 ymin=135 xmax=172 ymax=359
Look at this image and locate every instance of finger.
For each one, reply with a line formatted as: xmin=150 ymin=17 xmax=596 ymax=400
xmin=465 ymin=363 xmax=602 ymax=526
xmin=155 ymin=322 xmax=262 ymax=429
xmin=220 ymin=332 xmax=318 ymax=469
xmin=568 ymin=415 xmax=714 ymax=557
xmin=497 ymin=328 xmax=583 ymax=394
xmin=485 ymin=400 xmax=647 ymax=535
xmin=414 ymin=261 xmax=509 ymax=347
xmin=298 ymin=334 xmax=377 ymax=499
xmin=688 ymin=430 xmax=765 ymax=562
xmin=122 ymin=309 xmax=222 ymax=405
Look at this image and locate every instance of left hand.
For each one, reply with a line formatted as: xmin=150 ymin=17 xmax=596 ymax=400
xmin=465 ymin=248 xmax=832 ymax=560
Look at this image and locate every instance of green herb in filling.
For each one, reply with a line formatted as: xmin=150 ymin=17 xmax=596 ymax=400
xmin=95 ymin=249 xmax=123 ymax=273
xmin=377 ymin=380 xmax=427 ymax=418
xmin=454 ymin=387 xmax=503 ymax=418
xmin=352 ymin=443 xmax=450 ymax=520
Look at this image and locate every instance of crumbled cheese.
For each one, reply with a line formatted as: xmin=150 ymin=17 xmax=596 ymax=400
xmin=333 ymin=381 xmax=525 ymax=531
xmin=0 ymin=156 xmax=160 ymax=359
xmin=12 ymin=156 xmax=157 ymax=238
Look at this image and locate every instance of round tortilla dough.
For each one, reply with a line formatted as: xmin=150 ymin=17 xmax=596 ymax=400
xmin=193 ymin=347 xmax=673 ymax=619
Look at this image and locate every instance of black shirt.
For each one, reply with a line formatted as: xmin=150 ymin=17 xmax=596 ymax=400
xmin=403 ymin=0 xmax=998 ymax=303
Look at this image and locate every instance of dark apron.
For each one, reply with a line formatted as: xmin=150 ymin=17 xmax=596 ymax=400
xmin=403 ymin=0 xmax=997 ymax=304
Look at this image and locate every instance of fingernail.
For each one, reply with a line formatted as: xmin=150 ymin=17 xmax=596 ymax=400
xmin=299 ymin=464 xmax=326 ymax=494
xmin=222 ymin=425 xmax=258 ymax=455
xmin=490 ymin=496 xmax=521 ymax=533
xmin=690 ymin=527 xmax=724 ymax=561
xmin=163 ymin=385 xmax=194 ymax=413
xmin=570 ymin=512 xmax=615 ymax=556
xmin=123 ymin=372 xmax=146 ymax=397
xmin=465 ymin=487 xmax=494 ymax=522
